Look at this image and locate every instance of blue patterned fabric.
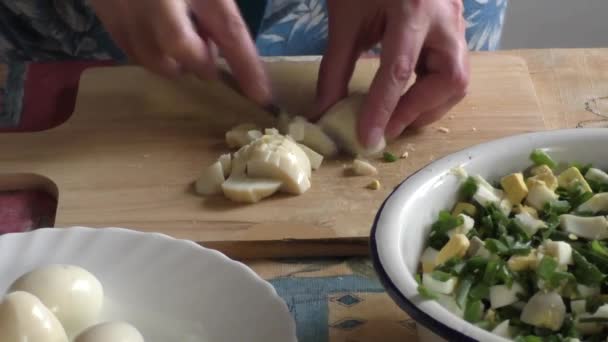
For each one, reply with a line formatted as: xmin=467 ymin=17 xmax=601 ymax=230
xmin=257 ymin=0 xmax=509 ymax=55
xmin=0 ymin=0 xmax=507 ymax=63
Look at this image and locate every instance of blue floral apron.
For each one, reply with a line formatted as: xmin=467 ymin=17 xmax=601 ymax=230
xmin=0 ymin=0 xmax=508 ymax=62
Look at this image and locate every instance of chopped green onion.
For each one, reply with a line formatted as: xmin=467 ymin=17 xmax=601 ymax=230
xmin=588 ymin=179 xmax=608 ymax=193
xmin=591 ymin=240 xmax=608 ymax=258
xmin=469 ymin=283 xmax=490 ymax=300
xmin=417 ymin=284 xmax=438 ymax=300
xmin=460 ymin=177 xmax=478 ymax=199
xmin=543 ymin=200 xmax=571 ymax=217
xmin=509 ymin=241 xmax=533 ymax=256
xmin=455 ymin=278 xmax=473 ymax=309
xmin=585 ymin=294 xmax=608 ymax=313
xmin=464 ymin=299 xmax=484 ymax=323
xmin=383 ymin=152 xmax=398 ymax=162
xmin=483 ymin=259 xmax=500 ymax=285
xmin=572 ymin=250 xmax=605 ymax=286
xmin=485 ymin=238 xmax=509 ymax=255
xmin=431 ymin=270 xmax=453 ymax=282
xmin=537 ymin=256 xmax=558 ymax=280
xmin=530 ymin=149 xmax=557 ymax=169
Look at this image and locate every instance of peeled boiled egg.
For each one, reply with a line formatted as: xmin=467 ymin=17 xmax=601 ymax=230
xmin=74 ymin=321 xmax=144 ymax=342
xmin=0 ymin=291 xmax=68 ymax=342
xmin=9 ymin=264 xmax=104 ymax=335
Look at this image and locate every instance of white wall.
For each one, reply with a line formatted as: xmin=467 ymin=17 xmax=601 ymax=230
xmin=500 ymin=0 xmax=608 ymax=49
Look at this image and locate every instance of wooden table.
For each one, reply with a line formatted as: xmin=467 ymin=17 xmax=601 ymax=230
xmin=1 ymin=49 xmax=608 ymax=342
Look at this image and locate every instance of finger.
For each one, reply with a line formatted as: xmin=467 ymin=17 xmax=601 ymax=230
xmin=357 ymin=13 xmax=428 ymax=148
xmin=147 ymin=0 xmax=216 ymax=79
xmin=310 ymin=4 xmax=360 ymax=120
xmin=193 ymin=0 xmax=271 ymax=106
xmin=411 ymin=93 xmax=465 ymax=129
xmin=385 ymin=46 xmax=468 ymax=139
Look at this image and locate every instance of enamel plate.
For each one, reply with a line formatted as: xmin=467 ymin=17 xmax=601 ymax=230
xmin=371 ymin=128 xmax=608 ymax=341
xmin=0 ymin=227 xmax=297 ymax=342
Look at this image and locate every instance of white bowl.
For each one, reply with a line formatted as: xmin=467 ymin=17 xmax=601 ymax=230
xmin=370 ymin=128 xmax=608 ymax=342
xmin=0 ymin=227 xmax=297 ymax=342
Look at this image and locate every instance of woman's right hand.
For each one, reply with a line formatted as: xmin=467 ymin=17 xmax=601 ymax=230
xmin=89 ymin=0 xmax=272 ymax=106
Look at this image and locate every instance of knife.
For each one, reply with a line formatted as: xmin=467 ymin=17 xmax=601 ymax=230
xmin=218 ymin=68 xmax=282 ymax=118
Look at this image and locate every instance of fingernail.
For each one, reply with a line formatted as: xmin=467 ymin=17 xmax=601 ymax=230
xmin=386 ymin=123 xmax=406 ymax=141
xmin=366 ymin=126 xmax=385 ymax=148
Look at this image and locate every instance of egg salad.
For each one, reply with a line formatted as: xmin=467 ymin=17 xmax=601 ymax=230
xmin=418 ymin=149 xmax=608 ymax=341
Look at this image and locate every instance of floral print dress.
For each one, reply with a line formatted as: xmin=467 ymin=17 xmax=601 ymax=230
xmin=0 ymin=0 xmax=508 ymax=62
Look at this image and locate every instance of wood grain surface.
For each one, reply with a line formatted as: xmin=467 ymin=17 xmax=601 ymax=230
xmin=0 ymin=53 xmax=544 ymax=258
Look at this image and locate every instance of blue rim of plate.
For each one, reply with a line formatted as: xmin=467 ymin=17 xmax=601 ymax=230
xmin=369 ymin=170 xmax=476 ymax=342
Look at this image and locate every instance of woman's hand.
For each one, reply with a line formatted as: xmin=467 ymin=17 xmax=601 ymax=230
xmin=313 ymin=0 xmax=469 ymax=148
xmin=89 ymin=0 xmax=271 ymax=106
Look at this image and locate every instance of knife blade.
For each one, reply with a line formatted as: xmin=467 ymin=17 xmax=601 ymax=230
xmin=218 ymin=68 xmax=282 ymax=118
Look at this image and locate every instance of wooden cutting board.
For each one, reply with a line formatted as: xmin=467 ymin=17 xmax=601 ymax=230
xmin=0 ymin=53 xmax=544 ymax=258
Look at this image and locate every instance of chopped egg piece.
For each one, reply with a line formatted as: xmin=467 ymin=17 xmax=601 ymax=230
xmin=558 ymin=167 xmax=592 ymax=193
xmin=420 ymin=247 xmax=439 ymax=273
xmin=544 ymin=240 xmax=573 ymax=266
xmin=297 ymin=143 xmax=324 ymax=170
xmin=570 ymin=300 xmax=586 ymax=315
xmin=352 ymin=159 xmax=378 ymax=176
xmin=513 ymin=204 xmax=539 ymax=218
xmin=514 ymin=211 xmax=547 ymax=237
xmin=246 ymin=134 xmax=311 ymax=194
xmin=520 ymin=291 xmax=566 ymax=331
xmin=586 ymin=168 xmax=608 ymax=185
xmin=508 ymin=250 xmax=537 ymax=272
xmin=225 ymin=123 xmax=258 ymax=148
xmin=436 ymin=234 xmax=470 ymax=265
xmin=288 ymin=116 xmax=339 ymax=157
xmin=577 ymin=193 xmax=608 ymax=214
xmin=422 ymin=273 xmax=457 ymax=295
xmin=491 ymin=320 xmax=513 ymax=339
xmin=452 ymin=202 xmax=477 ymax=217
xmin=467 ymin=236 xmax=490 ymax=258
xmin=264 ymin=128 xmax=279 ymax=135
xmin=367 ymin=179 xmax=381 ymax=190
xmin=221 ymin=176 xmax=282 ymax=203
xmin=437 ymin=127 xmax=450 ymax=133
xmin=195 ymin=161 xmax=225 ymax=196
xmin=490 ymin=283 xmax=524 ymax=309
xmin=218 ymin=153 xmax=232 ymax=178
xmin=501 ymin=173 xmax=528 ymax=204
xmin=559 ymin=214 xmax=608 ymax=240
xmin=319 ymin=93 xmax=386 ymax=156
xmin=447 ymin=214 xmax=474 ymax=237
xmin=525 ymin=179 xmax=558 ymax=211
xmin=576 ymin=284 xmax=601 ymax=299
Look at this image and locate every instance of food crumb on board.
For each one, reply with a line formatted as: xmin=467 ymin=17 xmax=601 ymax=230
xmin=472 ymin=127 xmax=478 ymax=132
xmin=367 ymin=179 xmax=381 ymax=190
xmin=401 ymin=151 xmax=409 ymax=159
xmin=405 ymin=143 xmax=416 ymax=152
xmin=448 ymin=115 xmax=455 ymax=120
xmin=437 ymin=127 xmax=450 ymax=134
